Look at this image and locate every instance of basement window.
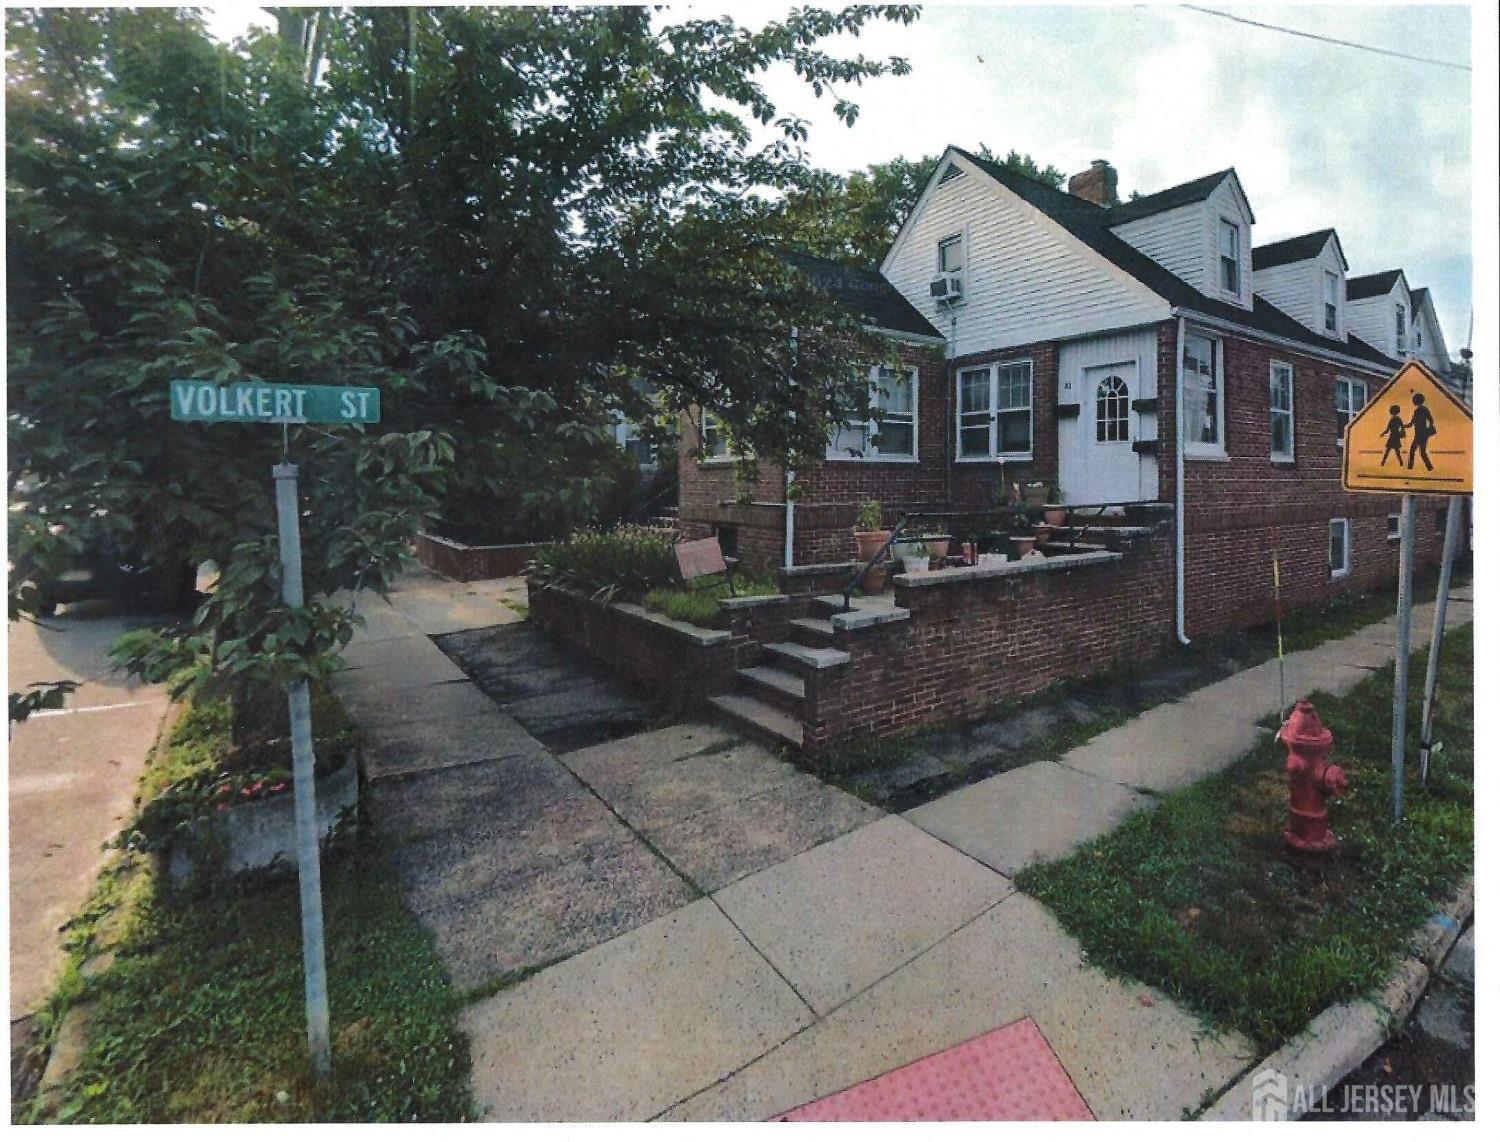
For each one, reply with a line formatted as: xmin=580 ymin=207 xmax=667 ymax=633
xmin=1329 ymin=518 xmax=1351 ymax=579
xmin=1387 ymin=513 xmax=1402 ymax=543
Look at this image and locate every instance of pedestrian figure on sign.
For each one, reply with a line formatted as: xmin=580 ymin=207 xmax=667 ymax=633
xmin=1406 ymin=391 xmax=1437 ymax=471
xmin=1379 ymin=404 xmax=1406 ymax=467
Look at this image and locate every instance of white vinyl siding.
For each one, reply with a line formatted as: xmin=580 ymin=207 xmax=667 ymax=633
xmin=882 ymin=152 xmax=1169 ymax=359
xmin=827 ymin=365 xmax=918 ymax=462
xmin=1269 ymin=360 xmax=1295 ymax=461
xmin=1346 ymin=276 xmax=1412 ymax=358
xmin=1329 ymin=518 xmax=1351 ymax=578
xmin=1334 ymin=377 xmax=1368 ymax=445
xmin=956 ymin=360 xmax=1033 ymax=461
xmin=1182 ymin=331 xmax=1225 ymax=457
xmin=1249 ymin=235 xmax=1344 ymax=339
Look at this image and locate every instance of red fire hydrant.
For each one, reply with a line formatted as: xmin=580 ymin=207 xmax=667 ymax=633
xmin=1280 ymin=700 xmax=1348 ymax=853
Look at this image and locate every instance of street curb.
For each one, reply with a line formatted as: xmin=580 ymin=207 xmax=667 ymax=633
xmin=1200 ymin=874 xmax=1473 ymax=1121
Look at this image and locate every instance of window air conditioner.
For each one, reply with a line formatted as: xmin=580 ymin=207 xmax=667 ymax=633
xmin=929 ymin=274 xmax=963 ymax=304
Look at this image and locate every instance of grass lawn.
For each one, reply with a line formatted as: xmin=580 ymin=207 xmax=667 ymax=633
xmin=23 ymin=698 xmax=473 ymax=1124
xmin=1017 ymin=622 xmax=1473 ymax=1049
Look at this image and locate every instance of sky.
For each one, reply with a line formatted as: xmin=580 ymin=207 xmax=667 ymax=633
xmin=205 ymin=2 xmax=1475 ymax=353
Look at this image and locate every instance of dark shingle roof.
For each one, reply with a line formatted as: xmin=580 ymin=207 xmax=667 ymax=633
xmin=1101 ymin=169 xmax=1243 ymax=226
xmin=780 ymin=250 xmax=942 ymax=339
xmin=949 ymin=146 xmax=1392 ymax=370
xmin=1347 ymin=269 xmax=1404 ymax=301
xmin=1252 ymin=229 xmax=1340 ymax=271
xmin=1409 ymin=286 xmax=1430 ymax=314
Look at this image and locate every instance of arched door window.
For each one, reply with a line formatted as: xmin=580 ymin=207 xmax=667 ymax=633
xmin=1095 ymin=375 xmax=1130 ymax=442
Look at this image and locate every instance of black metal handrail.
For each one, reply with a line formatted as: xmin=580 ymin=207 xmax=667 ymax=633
xmin=841 ymin=512 xmax=910 ymax=612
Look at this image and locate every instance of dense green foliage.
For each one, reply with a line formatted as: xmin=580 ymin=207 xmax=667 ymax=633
xmin=529 ymin=527 xmax=680 ymax=601
xmin=6 ymin=5 xmax=918 ymax=702
xmin=1019 ymin=625 xmax=1473 ymax=1048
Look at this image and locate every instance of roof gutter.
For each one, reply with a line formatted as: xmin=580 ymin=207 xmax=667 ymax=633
xmin=1174 ymin=316 xmax=1190 ymax=647
xmin=863 ymin=323 xmax=947 ymax=347
xmin=1170 ymin=306 xmax=1395 ymax=374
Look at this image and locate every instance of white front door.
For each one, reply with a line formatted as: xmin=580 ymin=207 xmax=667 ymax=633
xmin=1074 ymin=361 xmax=1141 ymax=504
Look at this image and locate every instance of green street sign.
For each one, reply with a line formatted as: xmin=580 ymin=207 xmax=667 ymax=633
xmin=170 ymin=380 xmax=381 ymax=425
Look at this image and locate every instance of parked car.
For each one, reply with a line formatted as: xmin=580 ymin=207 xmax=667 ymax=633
xmin=35 ymin=521 xmax=195 ymax=616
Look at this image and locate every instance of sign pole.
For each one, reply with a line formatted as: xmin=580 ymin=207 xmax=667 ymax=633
xmin=1390 ymin=494 xmax=1416 ymax=824
xmin=1418 ymin=496 xmax=1464 ymax=781
xmin=273 ymin=461 xmax=332 ymax=1078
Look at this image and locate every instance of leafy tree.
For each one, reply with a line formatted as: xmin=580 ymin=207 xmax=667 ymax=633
xmin=784 ymin=145 xmax=1066 ymax=266
xmin=5 ymin=6 xmax=919 ymax=715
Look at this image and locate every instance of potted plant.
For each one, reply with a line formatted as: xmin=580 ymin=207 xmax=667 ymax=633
xmin=923 ymin=535 xmax=951 ymax=560
xmin=895 ymin=540 xmax=929 ymax=574
xmin=861 ymin=563 xmax=890 ymax=593
xmin=853 ymin=499 xmax=890 ymax=563
xmin=1043 ymin=488 xmax=1068 ymax=528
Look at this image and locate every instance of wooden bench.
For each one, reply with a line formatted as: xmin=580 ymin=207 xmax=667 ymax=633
xmin=674 ymin=537 xmax=739 ymax=596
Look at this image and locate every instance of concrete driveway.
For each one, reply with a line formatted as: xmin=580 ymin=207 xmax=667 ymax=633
xmin=7 ymin=603 xmax=170 ymax=1021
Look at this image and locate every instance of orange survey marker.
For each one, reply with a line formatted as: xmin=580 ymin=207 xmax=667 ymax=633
xmin=1343 ymin=360 xmax=1472 ymax=495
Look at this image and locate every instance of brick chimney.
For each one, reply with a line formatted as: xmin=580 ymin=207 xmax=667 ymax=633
xmin=1068 ymin=159 xmax=1118 ymax=207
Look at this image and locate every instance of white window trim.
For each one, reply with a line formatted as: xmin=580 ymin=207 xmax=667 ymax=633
xmin=825 ymin=365 xmax=920 ymax=464
xmin=1217 ymin=216 xmax=1243 ymax=300
xmin=1269 ymin=360 xmax=1295 ymax=462
xmin=1329 ymin=517 xmax=1352 ymax=579
xmin=1183 ymin=332 xmax=1227 ymax=459
xmin=1334 ymin=377 xmax=1368 ymax=449
xmin=1323 ymin=270 xmax=1340 ymax=334
xmin=954 ymin=359 xmax=1034 ymax=463
xmin=1386 ymin=513 xmax=1402 ymax=543
xmin=934 ymin=230 xmax=968 ymax=308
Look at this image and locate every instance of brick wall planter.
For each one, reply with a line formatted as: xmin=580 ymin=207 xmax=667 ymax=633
xmin=528 ymin=582 xmax=787 ymax=706
xmin=166 ymin=757 xmax=360 ymax=887
xmin=414 ymin=532 xmax=544 ymax=581
xmin=799 ymin=531 xmax=1175 ymax=755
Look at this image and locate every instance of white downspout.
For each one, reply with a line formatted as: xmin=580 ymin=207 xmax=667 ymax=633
xmin=784 ymin=467 xmax=795 ymax=570
xmin=1174 ymin=316 xmax=1191 ymax=646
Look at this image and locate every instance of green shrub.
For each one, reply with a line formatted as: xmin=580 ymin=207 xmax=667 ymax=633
xmin=529 ymin=526 xmax=678 ymax=601
xmin=642 ymin=573 xmax=780 ymax=626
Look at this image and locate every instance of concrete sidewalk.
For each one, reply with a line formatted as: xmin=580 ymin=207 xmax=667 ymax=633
xmin=336 ymin=571 xmax=1471 ymax=1122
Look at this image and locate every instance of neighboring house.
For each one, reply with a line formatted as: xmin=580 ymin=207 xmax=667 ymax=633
xmin=1345 ymin=268 xmax=1414 ymax=360
xmin=679 ymin=145 xmax=1452 ymax=640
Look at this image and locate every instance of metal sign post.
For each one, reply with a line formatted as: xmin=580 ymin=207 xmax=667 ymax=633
xmin=1389 ymin=495 xmax=1416 ymax=824
xmin=1418 ymin=497 xmax=1465 ymax=781
xmin=1339 ymin=360 xmax=1472 ymax=826
xmin=274 ymin=462 xmax=331 ymax=1077
xmin=170 ymin=379 xmax=381 ymax=1078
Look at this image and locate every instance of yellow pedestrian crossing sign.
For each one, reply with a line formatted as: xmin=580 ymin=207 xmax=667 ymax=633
xmin=1343 ymin=360 xmax=1471 ymax=495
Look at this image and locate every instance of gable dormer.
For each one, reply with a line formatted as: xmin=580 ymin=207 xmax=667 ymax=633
xmin=1104 ymin=169 xmax=1255 ymax=311
xmin=1251 ymin=229 xmax=1348 ymax=339
xmin=1345 ymin=269 xmax=1412 ymax=358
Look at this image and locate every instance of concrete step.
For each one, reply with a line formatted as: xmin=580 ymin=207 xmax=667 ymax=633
xmin=1039 ymin=540 xmax=1110 ymax=555
xmin=709 ymin=692 xmax=804 ymax=750
xmin=765 ymin=641 xmax=852 ymax=672
xmin=788 ymin=616 xmax=838 ymax=646
xmin=737 ymin=665 xmax=806 ymax=711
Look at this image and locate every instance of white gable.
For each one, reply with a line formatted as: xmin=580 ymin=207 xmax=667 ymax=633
xmin=881 ymin=150 xmax=1168 ymax=358
xmin=1254 ymin=233 xmax=1347 ymax=339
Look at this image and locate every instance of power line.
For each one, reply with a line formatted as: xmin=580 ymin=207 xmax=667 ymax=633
xmin=1178 ymin=5 xmax=1471 ymax=73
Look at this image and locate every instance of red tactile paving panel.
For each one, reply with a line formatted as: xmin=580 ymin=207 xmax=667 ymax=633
xmin=774 ymin=1017 xmax=1093 ymax=1122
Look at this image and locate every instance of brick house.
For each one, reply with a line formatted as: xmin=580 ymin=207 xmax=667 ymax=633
xmin=680 ymin=145 xmax=1460 ymax=642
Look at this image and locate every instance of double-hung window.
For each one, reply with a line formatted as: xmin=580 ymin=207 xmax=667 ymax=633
xmin=1269 ymin=361 xmax=1295 ymax=461
xmin=1182 ymin=333 xmax=1224 ymax=455
xmin=827 ymin=365 xmax=917 ymax=461
xmin=938 ymin=234 xmax=963 ymax=276
xmin=1329 ymin=518 xmax=1351 ymax=579
xmin=956 ymin=360 xmax=1033 ymax=460
xmin=1334 ymin=377 xmax=1368 ymax=444
xmin=700 ymin=409 xmax=732 ymax=460
xmin=1323 ymin=271 xmax=1339 ymax=333
xmin=1218 ymin=219 xmax=1241 ymax=296
xmin=1395 ymin=304 xmax=1408 ymax=352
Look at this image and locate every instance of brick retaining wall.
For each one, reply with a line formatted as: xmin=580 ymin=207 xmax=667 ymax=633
xmin=414 ymin=533 xmax=543 ymax=581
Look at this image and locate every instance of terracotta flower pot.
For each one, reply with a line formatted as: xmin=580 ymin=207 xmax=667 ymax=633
xmin=861 ymin=564 xmax=890 ymax=594
xmin=853 ymin=529 xmax=892 ymax=563
xmin=1010 ymin=535 xmax=1035 ymax=556
xmin=1044 ymin=507 xmax=1068 ymax=528
xmin=926 ymin=538 xmax=950 ymax=559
